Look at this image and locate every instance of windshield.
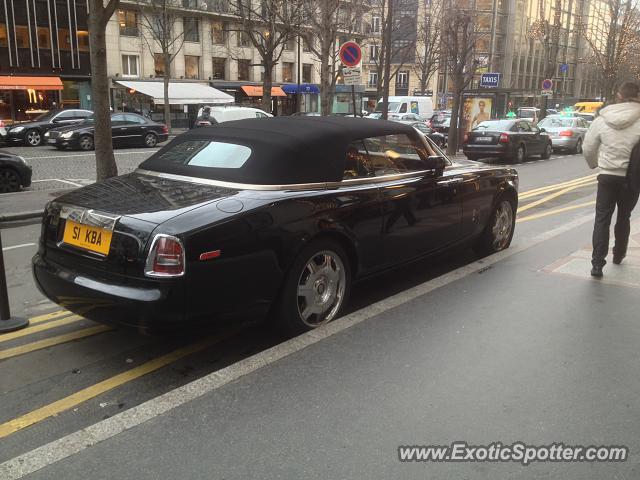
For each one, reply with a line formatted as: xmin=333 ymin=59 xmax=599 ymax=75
xmin=33 ymin=111 xmax=56 ymax=122
xmin=518 ymin=110 xmax=536 ymax=118
xmin=539 ymin=117 xmax=575 ymax=128
xmin=375 ymin=102 xmax=400 ymax=113
xmin=474 ymin=120 xmax=514 ymax=130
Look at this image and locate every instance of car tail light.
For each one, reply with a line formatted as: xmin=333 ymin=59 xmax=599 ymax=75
xmin=463 ymin=133 xmax=469 ymax=143
xmin=559 ymin=130 xmax=573 ymax=137
xmin=161 ymin=125 xmax=169 ymax=134
xmin=0 ymin=120 xmax=4 ymax=128
xmin=145 ymin=234 xmax=185 ymax=277
xmin=499 ymin=133 xmax=510 ymax=143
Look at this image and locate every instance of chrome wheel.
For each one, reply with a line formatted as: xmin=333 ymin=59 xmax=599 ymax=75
xmin=296 ymin=250 xmax=346 ymax=327
xmin=26 ymin=130 xmax=41 ymax=146
xmin=543 ymin=143 xmax=552 ymax=159
xmin=79 ymin=135 xmax=94 ymax=151
xmin=515 ymin=145 xmax=525 ymax=163
xmin=144 ymin=133 xmax=157 ymax=147
xmin=575 ymin=139 xmax=582 ymax=154
xmin=491 ymin=200 xmax=514 ymax=251
xmin=0 ymin=168 xmax=20 ymax=193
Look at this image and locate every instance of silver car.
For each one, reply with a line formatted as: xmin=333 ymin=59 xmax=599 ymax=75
xmin=537 ymin=115 xmax=589 ymax=153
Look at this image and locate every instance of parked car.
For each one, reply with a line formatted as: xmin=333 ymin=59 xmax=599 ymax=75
xmin=46 ymin=113 xmax=169 ymax=150
xmin=430 ymin=115 xmax=451 ymax=143
xmin=0 ymin=150 xmax=32 ymax=193
xmin=373 ymin=96 xmax=434 ymax=120
xmin=5 ymin=109 xmax=93 ymax=146
xmin=537 ymin=115 xmax=588 ymax=153
xmin=194 ymin=106 xmax=272 ymax=127
xmin=33 ymin=117 xmax=518 ymax=335
xmin=463 ymin=119 xmax=552 ymax=162
xmin=409 ymin=122 xmax=447 ymax=148
xmin=517 ymin=107 xmax=540 ymax=124
xmin=576 ymin=112 xmax=595 ymax=126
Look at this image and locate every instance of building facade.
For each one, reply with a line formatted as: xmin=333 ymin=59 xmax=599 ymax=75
xmin=0 ymin=0 xmax=91 ymax=122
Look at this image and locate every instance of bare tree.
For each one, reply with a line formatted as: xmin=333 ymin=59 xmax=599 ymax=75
xmin=305 ymin=0 xmax=366 ymax=115
xmin=578 ymin=0 xmax=640 ymax=101
xmin=226 ymin=0 xmax=306 ymax=112
xmin=88 ymin=0 xmax=120 ymax=180
xmin=135 ymin=0 xmax=192 ymax=132
xmin=440 ymin=1 xmax=484 ymax=154
xmin=413 ymin=0 xmax=442 ymax=95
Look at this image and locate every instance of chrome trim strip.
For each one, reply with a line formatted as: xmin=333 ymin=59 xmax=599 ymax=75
xmin=33 ymin=0 xmax=40 ymax=67
xmin=12 ymin=0 xmax=18 ymax=66
xmin=73 ymin=0 xmax=79 ymax=67
xmin=26 ymin=0 xmax=34 ymax=67
xmin=3 ymin=0 xmax=12 ymax=66
xmin=54 ymin=0 xmax=60 ymax=68
xmin=47 ymin=0 xmax=54 ymax=68
xmin=67 ymin=0 xmax=75 ymax=68
xmin=60 ymin=205 xmax=121 ymax=231
xmin=134 ymin=168 xmax=436 ymax=191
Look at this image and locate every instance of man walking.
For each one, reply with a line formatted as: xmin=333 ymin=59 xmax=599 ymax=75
xmin=583 ymin=82 xmax=640 ymax=277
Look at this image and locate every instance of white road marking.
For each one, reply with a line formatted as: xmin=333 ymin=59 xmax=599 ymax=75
xmin=2 ymin=243 xmax=36 ymax=252
xmin=53 ymin=179 xmax=83 ymax=187
xmin=0 ymin=212 xmax=598 ymax=480
xmin=21 ymin=150 xmax=157 ymax=161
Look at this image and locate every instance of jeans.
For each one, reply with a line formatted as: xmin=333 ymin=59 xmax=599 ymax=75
xmin=592 ymin=174 xmax=640 ymax=267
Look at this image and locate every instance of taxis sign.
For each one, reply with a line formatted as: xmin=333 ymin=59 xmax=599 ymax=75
xmin=480 ymin=73 xmax=501 ymax=88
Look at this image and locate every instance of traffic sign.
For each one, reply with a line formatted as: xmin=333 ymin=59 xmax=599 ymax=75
xmin=480 ymin=73 xmax=501 ymax=88
xmin=541 ymin=79 xmax=553 ymax=91
xmin=343 ymin=67 xmax=361 ymax=86
xmin=541 ymin=90 xmax=553 ymax=97
xmin=339 ymin=42 xmax=362 ymax=67
xmin=559 ymin=63 xmax=568 ymax=74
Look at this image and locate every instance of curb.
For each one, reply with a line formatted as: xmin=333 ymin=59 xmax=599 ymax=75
xmin=0 ymin=210 xmax=43 ymax=223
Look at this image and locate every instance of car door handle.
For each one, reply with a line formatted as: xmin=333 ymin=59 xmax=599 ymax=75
xmin=437 ymin=177 xmax=464 ymax=186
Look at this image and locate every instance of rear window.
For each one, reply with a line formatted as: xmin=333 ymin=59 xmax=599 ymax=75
xmin=153 ymin=140 xmax=252 ymax=169
xmin=539 ymin=117 xmax=574 ymax=128
xmin=474 ymin=120 xmax=514 ymax=131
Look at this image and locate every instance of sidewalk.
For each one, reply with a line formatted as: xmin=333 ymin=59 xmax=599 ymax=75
xmin=11 ymin=217 xmax=640 ymax=479
xmin=0 ymin=189 xmax=71 ymax=221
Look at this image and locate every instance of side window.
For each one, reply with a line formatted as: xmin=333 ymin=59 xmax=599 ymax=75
xmin=517 ymin=122 xmax=531 ymax=132
xmin=255 ymin=112 xmax=267 ymax=118
xmin=399 ymin=103 xmax=408 ymax=113
xmin=343 ymin=140 xmax=372 ymax=179
xmin=74 ymin=110 xmax=92 ymax=119
xmin=111 ymin=114 xmax=127 ymax=124
xmin=362 ymin=134 xmax=428 ymax=176
xmin=124 ymin=114 xmax=146 ymax=124
xmin=530 ymin=124 xmax=540 ymax=133
xmin=55 ymin=111 xmax=76 ymax=120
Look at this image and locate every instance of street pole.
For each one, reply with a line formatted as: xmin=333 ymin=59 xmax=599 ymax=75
xmin=0 ymin=231 xmax=29 ymax=333
xmin=352 ymin=84 xmax=358 ymax=117
xmin=297 ymin=32 xmax=302 ymax=113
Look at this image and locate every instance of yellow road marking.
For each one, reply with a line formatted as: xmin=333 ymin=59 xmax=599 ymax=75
xmin=28 ymin=310 xmax=74 ymax=325
xmin=518 ymin=181 xmax=597 ymax=214
xmin=519 ymin=174 xmax=598 ymax=199
xmin=0 ymin=329 xmax=240 ymax=439
xmin=0 ymin=325 xmax=112 ymax=361
xmin=0 ymin=315 xmax=84 ymax=343
xmin=517 ymin=200 xmax=596 ymax=223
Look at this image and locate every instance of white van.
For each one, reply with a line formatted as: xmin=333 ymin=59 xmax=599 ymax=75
xmin=195 ymin=106 xmax=272 ymax=126
xmin=372 ymin=96 xmax=434 ymax=120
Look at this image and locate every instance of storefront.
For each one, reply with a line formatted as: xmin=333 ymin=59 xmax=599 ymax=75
xmin=280 ymin=84 xmax=320 ymax=115
xmin=0 ymin=76 xmax=64 ymax=123
xmin=113 ymin=80 xmax=233 ymax=128
xmin=239 ymin=86 xmax=287 ymax=115
xmin=333 ymin=85 xmax=365 ymax=115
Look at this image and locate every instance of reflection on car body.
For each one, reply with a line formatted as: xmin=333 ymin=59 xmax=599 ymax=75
xmin=33 ymin=117 xmax=518 ymax=336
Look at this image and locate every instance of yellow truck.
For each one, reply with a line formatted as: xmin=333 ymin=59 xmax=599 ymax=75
xmin=573 ymin=101 xmax=603 ymax=113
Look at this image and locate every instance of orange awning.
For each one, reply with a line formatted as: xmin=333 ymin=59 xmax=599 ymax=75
xmin=0 ymin=76 xmax=64 ymax=91
xmin=241 ymin=85 xmax=287 ymax=97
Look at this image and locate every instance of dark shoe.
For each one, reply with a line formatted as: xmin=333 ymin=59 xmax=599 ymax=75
xmin=591 ymin=265 xmax=604 ymax=277
xmin=613 ymin=254 xmax=625 ymax=265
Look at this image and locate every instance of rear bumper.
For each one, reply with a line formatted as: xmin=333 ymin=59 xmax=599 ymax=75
xmin=462 ymin=144 xmax=511 ymax=158
xmin=32 ymin=252 xmax=186 ymax=332
xmin=550 ymin=136 xmax=578 ymax=149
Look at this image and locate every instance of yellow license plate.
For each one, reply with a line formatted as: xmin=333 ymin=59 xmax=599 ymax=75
xmin=63 ymin=220 xmax=113 ymax=255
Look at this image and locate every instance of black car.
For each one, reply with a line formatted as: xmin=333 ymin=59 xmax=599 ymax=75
xmin=5 ymin=109 xmax=93 ymax=146
xmin=463 ymin=119 xmax=552 ymax=163
xmin=0 ymin=150 xmax=32 ymax=193
xmin=47 ymin=113 xmax=169 ymax=150
xmin=410 ymin=122 xmax=447 ymax=148
xmin=33 ymin=117 xmax=518 ymax=335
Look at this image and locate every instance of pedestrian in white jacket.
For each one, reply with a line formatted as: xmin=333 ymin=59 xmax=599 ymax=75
xmin=583 ymin=82 xmax=640 ymax=277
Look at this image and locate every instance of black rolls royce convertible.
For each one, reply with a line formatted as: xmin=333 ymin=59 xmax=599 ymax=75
xmin=33 ymin=117 xmax=518 ymax=334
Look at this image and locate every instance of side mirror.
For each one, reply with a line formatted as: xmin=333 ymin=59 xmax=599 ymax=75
xmin=425 ymin=155 xmax=446 ymax=173
xmin=539 ymin=127 xmax=546 ymax=133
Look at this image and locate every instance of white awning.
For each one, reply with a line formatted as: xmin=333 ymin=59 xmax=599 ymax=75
xmin=115 ymin=80 xmax=234 ymax=105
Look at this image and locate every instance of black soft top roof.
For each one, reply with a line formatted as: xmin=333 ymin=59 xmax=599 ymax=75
xmin=139 ymin=117 xmax=418 ymax=184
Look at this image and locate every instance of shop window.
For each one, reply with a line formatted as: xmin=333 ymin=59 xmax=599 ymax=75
xmin=0 ymin=23 xmax=7 ymax=47
xmin=303 ymin=64 xmax=312 ymax=83
xmin=283 ymin=62 xmax=294 ymax=83
xmin=15 ymin=26 xmax=30 ymax=48
xmin=184 ymin=17 xmax=199 ymax=42
xmin=184 ymin=55 xmax=200 ymax=79
xmin=212 ymin=57 xmax=226 ymax=79
xmin=118 ymin=10 xmax=139 ymax=37
xmin=237 ymin=59 xmax=250 ymax=81
xmin=154 ymin=54 xmax=166 ymax=76
xmin=35 ymin=27 xmax=51 ymax=49
xmin=211 ymin=21 xmax=226 ymax=44
xmin=122 ymin=55 xmax=139 ymax=77
xmin=77 ymin=30 xmax=89 ymax=52
xmin=58 ymin=29 xmax=71 ymax=50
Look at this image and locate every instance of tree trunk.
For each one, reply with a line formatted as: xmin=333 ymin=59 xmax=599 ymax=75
xmin=381 ymin=0 xmax=393 ymax=120
xmin=262 ymin=59 xmax=273 ymax=113
xmin=88 ymin=0 xmax=117 ymax=180
xmin=320 ymin=40 xmax=333 ymax=115
xmin=163 ymin=50 xmax=172 ymax=132
xmin=447 ymin=84 xmax=462 ymax=155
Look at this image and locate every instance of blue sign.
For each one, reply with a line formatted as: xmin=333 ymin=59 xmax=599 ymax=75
xmin=480 ymin=73 xmax=501 ymax=88
xmin=559 ymin=63 xmax=569 ymax=73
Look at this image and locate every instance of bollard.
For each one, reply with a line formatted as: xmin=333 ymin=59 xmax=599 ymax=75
xmin=0 ymin=230 xmax=29 ymax=333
